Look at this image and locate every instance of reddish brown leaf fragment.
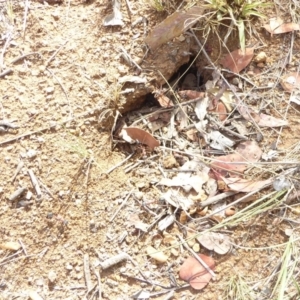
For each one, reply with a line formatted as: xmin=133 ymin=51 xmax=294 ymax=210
xmin=144 ymin=6 xmax=204 ymax=50
xmin=154 ymin=91 xmax=174 ymax=108
xmin=211 ymin=140 xmax=262 ymax=174
xmin=209 ymin=100 xmax=227 ymax=121
xmin=123 ymin=127 xmax=160 ymax=150
xmin=220 ymin=48 xmax=254 ymax=73
xmin=178 ymin=90 xmax=205 ymax=100
xmin=179 ymin=254 xmax=215 ymax=290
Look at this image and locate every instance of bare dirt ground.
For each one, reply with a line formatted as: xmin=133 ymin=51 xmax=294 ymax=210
xmin=1 ymin=0 xmax=300 ymax=299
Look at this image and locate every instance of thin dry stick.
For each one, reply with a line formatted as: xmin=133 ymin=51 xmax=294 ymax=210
xmin=45 ymin=41 xmax=68 ymax=67
xmin=93 ymin=268 xmax=102 ymax=300
xmin=110 ymin=189 xmax=134 ymax=222
xmin=84 ymin=253 xmax=93 ymax=292
xmin=46 ymin=68 xmax=73 ymax=117
xmin=106 ymin=152 xmax=134 ymax=174
xmin=200 ymin=191 xmax=237 ymax=207
xmin=124 ymin=0 xmax=133 ymax=17
xmin=98 ymin=252 xmax=130 ymax=270
xmin=38 ymin=179 xmax=55 ymax=199
xmin=18 ymin=239 xmax=28 ymax=256
xmin=28 ymin=169 xmax=42 ymax=198
xmin=0 ymin=69 xmax=13 ymax=77
xmin=8 ymin=187 xmax=26 ymax=201
xmin=0 ymin=33 xmax=11 ymax=71
xmin=22 ymin=0 xmax=29 ymax=38
xmin=11 ymin=160 xmax=24 ymax=182
xmin=177 ymin=234 xmax=216 ymax=278
xmin=0 ymin=104 xmax=103 ymax=146
xmin=11 ymin=52 xmax=40 ymax=64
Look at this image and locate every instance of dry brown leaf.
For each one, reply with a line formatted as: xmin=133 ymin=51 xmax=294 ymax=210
xmin=153 ymin=90 xmax=174 ymax=108
xmin=264 ymin=17 xmax=300 ymax=35
xmin=179 ymin=254 xmax=215 ymax=290
xmin=209 ymin=100 xmax=227 ymax=121
xmin=222 ymin=177 xmax=273 ymax=192
xmin=211 ymin=140 xmax=262 ymax=174
xmin=144 ymin=6 xmax=204 ymax=50
xmin=280 ymin=72 xmax=300 ymax=93
xmin=220 ymin=48 xmax=254 ymax=73
xmin=121 ymin=127 xmax=160 ymax=150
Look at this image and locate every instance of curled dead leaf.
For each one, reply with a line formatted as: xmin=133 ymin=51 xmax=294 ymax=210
xmin=280 ymin=72 xmax=300 ymax=93
xmin=222 ymin=177 xmax=273 ymax=192
xmin=220 ymin=48 xmax=254 ymax=73
xmin=179 ymin=254 xmax=215 ymax=290
xmin=120 ymin=127 xmax=160 ymax=150
xmin=264 ymin=17 xmax=300 ymax=35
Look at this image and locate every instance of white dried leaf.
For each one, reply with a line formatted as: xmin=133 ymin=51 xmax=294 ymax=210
xmin=195 ymin=97 xmax=209 ymax=121
xmin=162 ymin=189 xmax=194 ymax=211
xmin=103 ymin=0 xmax=124 ymax=26
xmin=206 ymin=131 xmax=235 ymax=150
xmin=196 ymin=232 xmax=231 ymax=255
xmin=119 ymin=129 xmax=135 ymax=144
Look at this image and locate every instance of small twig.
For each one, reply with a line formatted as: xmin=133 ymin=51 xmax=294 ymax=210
xmin=98 ymin=252 xmax=130 ymax=270
xmin=18 ymin=239 xmax=28 ymax=256
xmin=38 ymin=179 xmax=55 ymax=199
xmin=45 ymin=41 xmax=68 ymax=67
xmin=106 ymin=152 xmax=134 ymax=174
xmin=11 ymin=52 xmax=40 ymax=64
xmin=28 ymin=169 xmax=42 ymax=198
xmin=8 ymin=187 xmax=27 ymax=201
xmin=0 ymin=69 xmax=13 ymax=78
xmin=23 ymin=0 xmax=29 ymax=38
xmin=84 ymin=253 xmax=93 ymax=292
xmin=0 ymin=104 xmax=104 ymax=146
xmin=93 ymin=268 xmax=102 ymax=300
xmin=0 ymin=120 xmax=19 ymax=129
xmin=124 ymin=0 xmax=133 ymax=18
xmin=0 ymin=33 xmax=11 ymax=71
xmin=200 ymin=191 xmax=237 ymax=207
xmin=177 ymin=234 xmax=216 ymax=278
xmin=119 ymin=46 xmax=142 ymax=70
xmin=110 ymin=189 xmax=134 ymax=222
xmin=11 ymin=161 xmax=24 ymax=183
xmin=46 ymin=68 xmax=73 ymax=117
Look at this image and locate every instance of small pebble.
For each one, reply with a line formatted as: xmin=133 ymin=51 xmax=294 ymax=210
xmin=48 ymin=270 xmax=57 ymax=283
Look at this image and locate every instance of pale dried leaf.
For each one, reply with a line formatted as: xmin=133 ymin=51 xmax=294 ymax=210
xmin=0 ymin=241 xmax=21 ymax=251
xmin=257 ymin=113 xmax=288 ymax=127
xmin=146 ymin=246 xmax=168 ymax=263
xmin=222 ymin=177 xmax=273 ymax=192
xmin=162 ymin=189 xmax=194 ymax=211
xmin=264 ymin=17 xmax=300 ymax=35
xmin=195 ymin=97 xmax=209 ymax=121
xmin=206 ymin=131 xmax=235 ymax=151
xmin=103 ymin=0 xmax=124 ymax=26
xmin=127 ymin=214 xmax=149 ymax=232
xmin=196 ymin=232 xmax=231 ymax=255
